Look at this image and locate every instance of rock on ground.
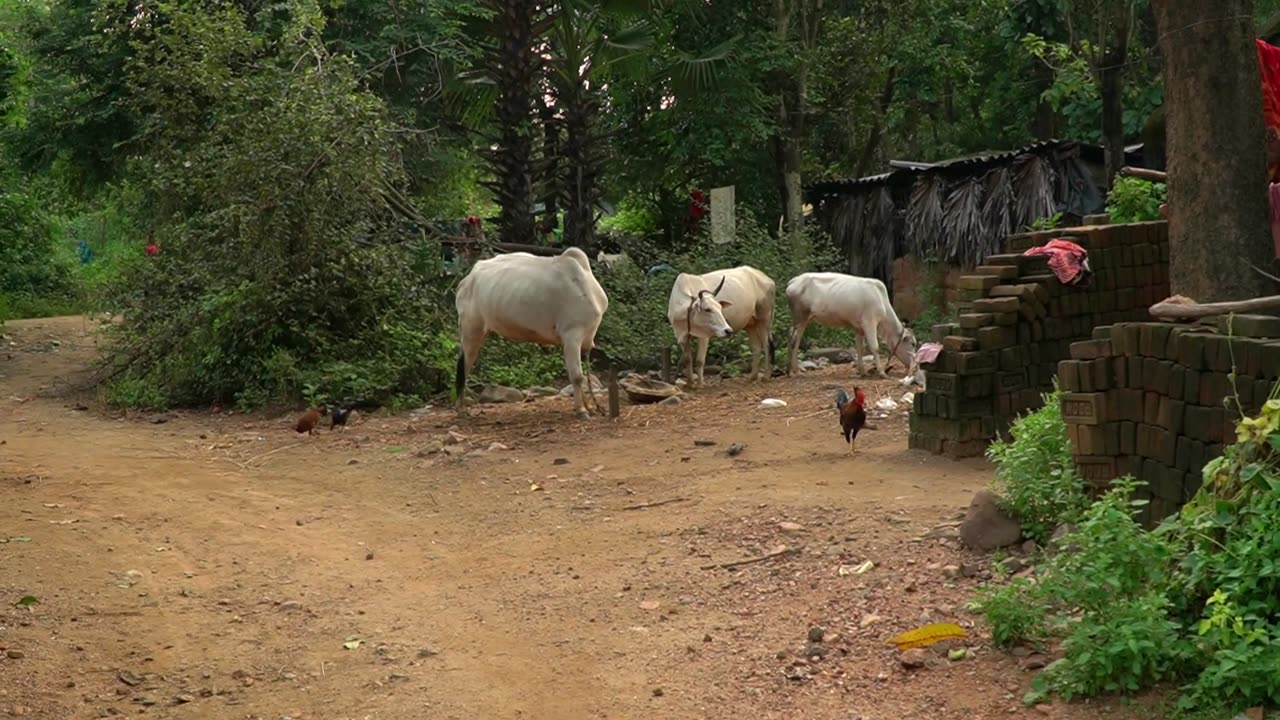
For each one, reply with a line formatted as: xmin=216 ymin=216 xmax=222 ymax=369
xmin=958 ymin=489 xmax=1022 ymax=551
xmin=478 ymin=385 xmax=525 ymax=404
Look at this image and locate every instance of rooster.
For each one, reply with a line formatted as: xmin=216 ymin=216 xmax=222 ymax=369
xmin=834 ymin=387 xmax=868 ymax=454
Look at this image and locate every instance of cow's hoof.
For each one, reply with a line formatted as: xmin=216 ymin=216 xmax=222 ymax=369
xmin=575 ymin=410 xmax=591 ymax=420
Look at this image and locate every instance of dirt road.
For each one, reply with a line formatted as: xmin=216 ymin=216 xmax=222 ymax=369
xmin=0 ymin=316 xmax=1150 ymax=719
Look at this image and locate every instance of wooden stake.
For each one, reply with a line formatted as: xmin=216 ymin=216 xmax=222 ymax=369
xmin=661 ymin=347 xmax=673 ymax=383
xmin=607 ymin=367 xmax=620 ymax=419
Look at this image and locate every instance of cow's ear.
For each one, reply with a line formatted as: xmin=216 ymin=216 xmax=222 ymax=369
xmin=718 ymin=300 xmax=734 ymax=309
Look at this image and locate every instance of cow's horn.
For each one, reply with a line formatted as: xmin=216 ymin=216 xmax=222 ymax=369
xmin=712 ymin=276 xmax=726 ymax=297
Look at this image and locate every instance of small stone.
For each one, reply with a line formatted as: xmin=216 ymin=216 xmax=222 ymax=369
xmin=553 ymin=458 xmax=570 ymax=465
xmin=415 ymin=440 xmax=445 ymax=456
xmin=12 ymin=706 xmax=26 ymax=717
xmin=959 ymin=489 xmax=1022 ymax=551
xmin=726 ymin=443 xmax=746 ymax=456
xmin=651 ymin=687 xmax=664 ymax=697
xmin=941 ymin=565 xmax=962 ymax=579
xmin=1022 ymin=654 xmax=1049 ymax=670
xmin=899 ymin=649 xmax=928 ymax=669
xmin=365 ymin=548 xmax=375 ymax=560
xmin=1022 ymin=539 xmax=1039 ymax=554
xmin=1011 ymin=646 xmax=1033 ymax=658
xmin=1001 ymin=558 xmax=1026 ymax=574
xmin=173 ymin=695 xmax=194 ymax=704
xmin=778 ymin=521 xmax=805 ymax=533
xmin=947 ymin=647 xmax=968 ymax=662
xmin=859 ymin=614 xmax=882 ymax=628
xmin=693 ymin=438 xmax=716 ymax=447
xmin=659 ymin=395 xmax=683 ymax=406
xmin=807 ymin=626 xmax=825 ymax=643
xmin=804 ymin=642 xmax=826 ymax=658
xmin=478 ymin=384 xmax=525 ymax=404
xmin=5 ymin=649 xmax=24 ymax=659
xmin=275 ymin=600 xmax=303 ymax=612
xmin=295 ymin=519 xmax=304 ymax=526
xmin=417 ymin=648 xmax=439 ymax=658
xmin=346 ymin=458 xmax=359 ymax=465
xmin=702 ymin=634 xmax=713 ymax=643
xmin=639 ymin=600 xmax=661 ymax=611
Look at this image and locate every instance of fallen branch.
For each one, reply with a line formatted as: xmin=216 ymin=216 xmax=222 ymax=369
xmin=1118 ymin=166 xmax=1167 ymax=183
xmin=245 ymin=442 xmax=305 ymax=468
xmin=1150 ymin=294 xmax=1280 ymax=320
xmin=621 ymin=496 xmax=687 ymax=511
xmin=700 ymin=546 xmax=799 ymax=570
xmin=785 ymin=408 xmax=834 ymax=426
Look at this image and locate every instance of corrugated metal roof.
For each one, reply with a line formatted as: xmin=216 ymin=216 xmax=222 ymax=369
xmin=806 ymin=139 xmax=1122 ymax=194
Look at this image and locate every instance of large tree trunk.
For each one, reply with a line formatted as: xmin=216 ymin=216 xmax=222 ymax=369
xmin=1100 ymin=38 xmax=1128 ymax=186
xmin=484 ymin=0 xmax=539 ymax=245
xmin=1032 ymin=62 xmax=1059 ymax=141
xmin=1154 ymin=0 xmax=1275 ymax=302
xmin=536 ymin=94 xmax=561 ymax=244
xmin=559 ymin=80 xmax=601 ymax=250
xmin=770 ymin=0 xmax=805 ymax=240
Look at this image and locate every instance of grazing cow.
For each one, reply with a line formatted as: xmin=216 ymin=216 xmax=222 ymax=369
xmin=455 ymin=247 xmax=609 ymax=419
xmin=785 ymin=272 xmax=919 ymax=380
xmin=668 ymin=266 xmax=777 ymax=388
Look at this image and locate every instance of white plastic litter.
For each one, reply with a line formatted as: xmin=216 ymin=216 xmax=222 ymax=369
xmin=900 ymin=391 xmax=916 ymax=405
xmin=758 ymin=398 xmax=788 ymax=409
xmin=875 ymin=397 xmax=897 ymax=411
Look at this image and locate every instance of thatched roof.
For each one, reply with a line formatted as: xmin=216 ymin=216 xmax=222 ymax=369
xmin=806 ymin=139 xmax=1128 ymax=272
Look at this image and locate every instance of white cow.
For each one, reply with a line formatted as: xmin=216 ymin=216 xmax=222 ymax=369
xmin=668 ymin=266 xmax=776 ymax=388
xmin=785 ymin=272 xmax=919 ymax=380
xmin=455 ymin=247 xmax=608 ymax=419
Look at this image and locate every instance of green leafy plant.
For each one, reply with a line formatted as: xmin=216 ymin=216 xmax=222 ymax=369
xmin=1028 ymin=212 xmax=1064 ymax=231
xmin=978 ymin=388 xmax=1280 ymax=714
xmin=1106 ymin=176 xmax=1166 ymax=224
xmin=986 ymin=388 xmax=1091 ymax=544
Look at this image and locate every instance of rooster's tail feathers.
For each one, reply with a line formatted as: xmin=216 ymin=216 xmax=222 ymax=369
xmin=835 ymin=388 xmax=849 ymax=410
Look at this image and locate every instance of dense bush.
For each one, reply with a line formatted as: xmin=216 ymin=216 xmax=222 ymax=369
xmin=0 ymin=181 xmax=79 ymax=321
xmin=985 ymin=388 xmax=1091 ymax=545
xmin=976 ymin=388 xmax=1280 ymax=715
xmin=97 ymin=4 xmax=458 ymax=410
xmin=593 ymin=212 xmax=840 ymax=373
xmin=1106 ymin=176 xmax=1166 ymax=224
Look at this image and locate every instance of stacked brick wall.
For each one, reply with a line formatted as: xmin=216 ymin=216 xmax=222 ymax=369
xmin=1059 ymin=317 xmax=1280 ymax=525
xmin=908 ymin=221 xmax=1171 ymax=458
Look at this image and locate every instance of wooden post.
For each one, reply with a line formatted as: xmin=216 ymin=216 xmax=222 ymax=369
xmin=661 ymin=347 xmax=672 ymax=383
xmin=607 ymin=368 xmax=620 ymax=419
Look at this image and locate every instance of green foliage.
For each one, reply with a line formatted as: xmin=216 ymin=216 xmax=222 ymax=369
xmin=594 ymin=210 xmax=837 ymax=370
xmin=1028 ymin=212 xmax=1063 ymax=231
xmin=98 ymin=2 xmax=456 ymax=410
xmin=977 ymin=393 xmax=1280 ymax=714
xmin=1106 ymin=176 xmax=1166 ymax=224
xmin=0 ymin=180 xmax=79 ymax=318
xmin=986 ymin=389 xmax=1091 ymax=544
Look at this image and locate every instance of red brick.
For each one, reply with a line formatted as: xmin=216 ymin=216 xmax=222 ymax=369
xmin=1071 ymin=339 xmax=1113 ymax=360
xmin=1112 ymin=356 xmax=1128 ymax=388
xmin=1157 ymin=396 xmax=1186 ymax=435
xmin=1144 ymin=392 xmax=1160 ymax=425
xmin=942 ymin=335 xmax=979 ymax=353
xmin=1075 ymin=456 xmax=1118 ymax=487
xmin=1119 ymin=420 xmax=1136 ymax=455
xmin=1061 ymin=392 xmax=1107 ymax=425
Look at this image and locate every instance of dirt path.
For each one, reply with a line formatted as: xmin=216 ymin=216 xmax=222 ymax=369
xmin=0 ymin=317 xmax=1151 ymax=720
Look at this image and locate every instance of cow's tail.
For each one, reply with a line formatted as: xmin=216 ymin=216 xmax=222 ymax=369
xmin=454 ymin=351 xmax=466 ymax=402
xmin=768 ymin=335 xmax=777 ymax=368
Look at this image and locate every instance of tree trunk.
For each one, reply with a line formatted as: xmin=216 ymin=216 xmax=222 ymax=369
xmin=559 ymin=80 xmax=601 ymax=250
xmin=854 ymin=68 xmax=897 ymax=177
xmin=1032 ymin=63 xmax=1059 ymax=140
xmin=485 ymin=0 xmax=539 ymax=245
xmin=1100 ymin=39 xmax=1129 ymax=187
xmin=1153 ymin=0 xmax=1275 ymax=302
xmin=536 ymin=94 xmax=561 ymax=244
xmin=771 ymin=0 xmax=805 ymax=241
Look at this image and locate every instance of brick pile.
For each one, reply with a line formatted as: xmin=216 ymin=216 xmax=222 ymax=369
xmin=908 ymin=221 xmax=1171 ymax=458
xmin=1059 ymin=316 xmax=1280 ymax=524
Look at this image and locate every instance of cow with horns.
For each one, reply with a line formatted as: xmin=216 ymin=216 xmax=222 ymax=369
xmin=667 ymin=267 xmax=777 ymax=388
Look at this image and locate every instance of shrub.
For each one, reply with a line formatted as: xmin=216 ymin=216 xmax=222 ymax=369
xmin=985 ymin=388 xmax=1091 ymax=544
xmin=1106 ymin=176 xmax=1166 ymax=224
xmin=977 ymin=391 xmax=1280 ymax=715
xmin=0 ymin=183 xmax=79 ymax=319
xmin=97 ymin=4 xmax=457 ymax=410
xmin=595 ymin=211 xmax=839 ymax=372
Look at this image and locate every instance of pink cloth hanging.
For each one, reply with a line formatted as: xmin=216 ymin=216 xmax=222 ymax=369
xmin=1023 ymin=239 xmax=1091 ymax=285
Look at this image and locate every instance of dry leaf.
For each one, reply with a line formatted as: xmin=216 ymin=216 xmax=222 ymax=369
xmin=888 ymin=623 xmax=968 ymax=651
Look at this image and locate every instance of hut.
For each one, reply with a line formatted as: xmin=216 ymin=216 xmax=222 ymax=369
xmin=805 ymin=139 xmax=1144 ymax=319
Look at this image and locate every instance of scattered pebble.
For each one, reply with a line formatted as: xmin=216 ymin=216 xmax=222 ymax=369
xmin=806 ymin=626 xmax=825 ymax=643
xmin=899 ymin=648 xmax=928 ymax=669
xmin=651 ymin=687 xmax=664 ymax=697
xmin=778 ymin=521 xmax=805 ymax=533
xmin=5 ymin=649 xmax=24 ymax=659
xmin=693 ymin=439 xmax=716 ymax=447
xmin=553 ymin=457 xmax=569 ymax=465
